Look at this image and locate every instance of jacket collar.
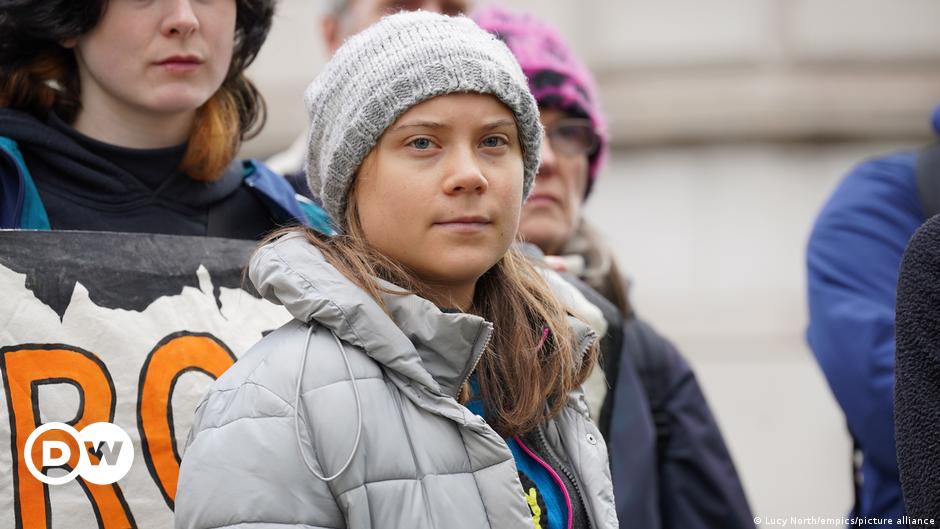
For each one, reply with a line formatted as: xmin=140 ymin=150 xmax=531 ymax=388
xmin=250 ymin=233 xmax=597 ymax=397
xmin=250 ymin=233 xmax=493 ymax=396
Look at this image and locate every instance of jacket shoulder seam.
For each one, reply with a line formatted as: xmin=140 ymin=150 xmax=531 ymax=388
xmin=207 ymin=380 xmax=294 ymax=409
xmin=299 ymin=374 xmax=386 ymax=398
xmin=195 ymin=412 xmax=292 ymax=434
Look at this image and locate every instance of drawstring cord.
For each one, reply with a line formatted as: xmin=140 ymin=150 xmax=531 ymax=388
xmin=294 ymin=323 xmax=363 ymax=482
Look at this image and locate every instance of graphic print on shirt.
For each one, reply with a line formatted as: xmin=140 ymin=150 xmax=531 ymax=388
xmin=519 ymin=471 xmax=547 ymax=529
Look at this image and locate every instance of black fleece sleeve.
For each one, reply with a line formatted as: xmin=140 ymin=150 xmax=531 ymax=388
xmin=895 ymin=214 xmax=940 ymax=519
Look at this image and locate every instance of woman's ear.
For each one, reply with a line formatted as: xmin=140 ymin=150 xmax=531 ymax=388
xmin=60 ymin=37 xmax=78 ymax=49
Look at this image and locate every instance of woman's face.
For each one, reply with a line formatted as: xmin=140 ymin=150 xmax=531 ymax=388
xmin=518 ymin=108 xmax=591 ymax=255
xmin=69 ymin=0 xmax=236 ymax=120
xmin=354 ymin=93 xmax=524 ymax=305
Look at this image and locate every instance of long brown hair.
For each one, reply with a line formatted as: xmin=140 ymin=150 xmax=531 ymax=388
xmin=0 ymin=0 xmax=274 ymax=181
xmin=262 ymin=186 xmax=598 ymax=438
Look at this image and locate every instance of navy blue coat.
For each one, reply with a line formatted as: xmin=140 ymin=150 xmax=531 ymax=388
xmin=566 ymin=274 xmax=754 ymax=529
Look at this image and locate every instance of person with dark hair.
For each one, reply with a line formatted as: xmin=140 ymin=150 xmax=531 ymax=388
xmin=807 ymin=103 xmax=940 ymax=527
xmin=0 ymin=0 xmax=330 ymax=237
xmin=474 ymin=7 xmax=755 ymax=529
xmin=176 ymin=12 xmax=617 ymax=529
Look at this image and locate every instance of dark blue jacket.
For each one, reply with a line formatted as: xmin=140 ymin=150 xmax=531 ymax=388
xmin=562 ymin=268 xmax=753 ymax=529
xmin=615 ymin=318 xmax=754 ymax=529
xmin=806 ymin=104 xmax=940 ymax=525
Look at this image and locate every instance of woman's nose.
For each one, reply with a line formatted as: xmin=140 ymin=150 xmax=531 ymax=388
xmin=444 ymin=147 xmax=489 ymax=194
xmin=162 ymin=0 xmax=200 ymax=37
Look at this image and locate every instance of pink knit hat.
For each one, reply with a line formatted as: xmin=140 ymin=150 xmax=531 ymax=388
xmin=473 ymin=6 xmax=608 ymax=199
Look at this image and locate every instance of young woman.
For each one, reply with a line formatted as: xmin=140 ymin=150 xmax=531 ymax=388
xmin=474 ymin=7 xmax=755 ymax=529
xmin=0 ymin=0 xmax=327 ymax=237
xmin=175 ymin=12 xmax=617 ymax=529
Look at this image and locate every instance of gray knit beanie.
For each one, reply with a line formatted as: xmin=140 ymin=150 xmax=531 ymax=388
xmin=303 ymin=10 xmax=543 ymax=231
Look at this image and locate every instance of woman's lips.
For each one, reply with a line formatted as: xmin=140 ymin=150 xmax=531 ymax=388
xmin=156 ymin=57 xmax=202 ymax=73
xmin=434 ymin=217 xmax=493 ymax=233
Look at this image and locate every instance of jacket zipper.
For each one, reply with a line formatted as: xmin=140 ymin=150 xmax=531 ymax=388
xmin=514 ymin=435 xmax=574 ymax=529
xmin=534 ymin=425 xmax=596 ymax=529
xmin=575 ymin=329 xmax=598 ymax=369
xmin=454 ymin=321 xmax=494 ymax=398
xmin=547 ymin=327 xmax=599 ymax=529
xmin=461 ymin=322 xmax=600 ymax=526
xmin=460 ymin=323 xmax=593 ymax=400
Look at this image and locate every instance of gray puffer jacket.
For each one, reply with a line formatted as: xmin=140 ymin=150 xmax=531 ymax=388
xmin=175 ymin=234 xmax=619 ymax=529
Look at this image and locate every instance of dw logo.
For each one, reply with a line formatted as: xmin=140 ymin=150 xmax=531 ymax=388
xmin=23 ymin=422 xmax=134 ymax=485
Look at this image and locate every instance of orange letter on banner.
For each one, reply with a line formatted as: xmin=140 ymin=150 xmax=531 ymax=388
xmin=1 ymin=345 xmax=135 ymax=529
xmin=138 ymin=333 xmax=235 ymax=508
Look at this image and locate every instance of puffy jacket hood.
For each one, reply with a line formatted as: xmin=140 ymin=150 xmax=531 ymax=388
xmin=249 ymin=233 xmax=596 ymax=397
xmin=249 ymin=233 xmax=494 ymax=396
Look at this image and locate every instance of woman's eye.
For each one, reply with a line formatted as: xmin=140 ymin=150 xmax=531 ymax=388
xmin=481 ymin=136 xmax=507 ymax=148
xmin=409 ymin=137 xmax=434 ymax=150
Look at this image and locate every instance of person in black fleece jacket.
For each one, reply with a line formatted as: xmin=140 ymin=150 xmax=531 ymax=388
xmin=895 ymin=213 xmax=940 ymax=521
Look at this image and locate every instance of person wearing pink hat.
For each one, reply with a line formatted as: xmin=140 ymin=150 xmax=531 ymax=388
xmin=473 ymin=7 xmax=755 ymax=528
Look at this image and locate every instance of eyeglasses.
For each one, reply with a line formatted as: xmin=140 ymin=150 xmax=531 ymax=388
xmin=544 ymin=118 xmax=599 ymax=158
